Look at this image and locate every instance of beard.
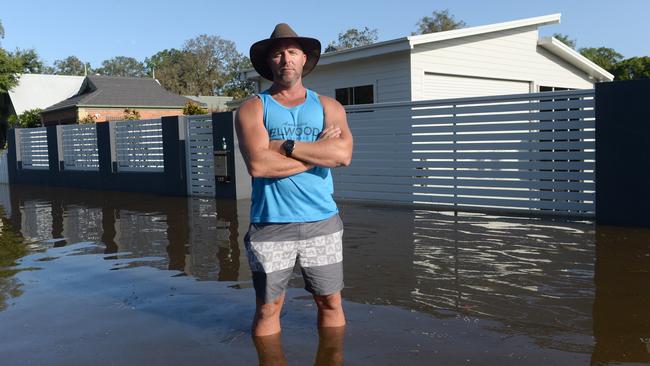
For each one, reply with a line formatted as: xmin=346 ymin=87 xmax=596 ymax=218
xmin=274 ymin=69 xmax=302 ymax=86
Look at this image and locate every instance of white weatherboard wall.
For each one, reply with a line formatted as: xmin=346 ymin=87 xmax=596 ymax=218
xmin=411 ymin=27 xmax=594 ymax=100
xmin=259 ymin=51 xmax=412 ymax=102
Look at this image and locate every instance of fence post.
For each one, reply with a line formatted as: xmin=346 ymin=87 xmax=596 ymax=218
xmin=96 ymin=121 xmax=112 ymax=188
xmin=161 ymin=115 xmax=187 ymax=196
xmin=46 ymin=125 xmax=59 ymax=175
xmin=212 ymin=111 xmax=251 ymax=199
xmin=6 ymin=129 xmax=18 ymax=183
xmin=595 ymin=79 xmax=650 ymax=227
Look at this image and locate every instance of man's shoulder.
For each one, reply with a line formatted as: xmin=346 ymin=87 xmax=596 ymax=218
xmin=236 ymin=95 xmax=263 ymax=121
xmin=239 ymin=95 xmax=262 ymax=111
xmin=317 ymin=94 xmax=345 ymax=115
xmin=317 ymin=94 xmax=344 ymax=110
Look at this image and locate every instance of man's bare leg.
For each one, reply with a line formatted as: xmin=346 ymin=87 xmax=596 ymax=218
xmin=313 ymin=292 xmax=345 ymax=328
xmin=253 ymin=292 xmax=286 ymax=336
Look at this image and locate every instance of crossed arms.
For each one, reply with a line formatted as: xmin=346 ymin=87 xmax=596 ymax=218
xmin=235 ymin=95 xmax=353 ymax=179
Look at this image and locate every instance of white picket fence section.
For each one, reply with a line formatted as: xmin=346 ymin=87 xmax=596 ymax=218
xmin=185 ymin=115 xmax=216 ymax=197
xmin=16 ymin=127 xmax=49 ymax=170
xmin=336 ymin=89 xmax=596 ymax=216
xmin=58 ymin=124 xmax=99 ymax=171
xmin=0 ymin=150 xmax=8 ymax=184
xmin=112 ymin=118 xmax=164 ymax=172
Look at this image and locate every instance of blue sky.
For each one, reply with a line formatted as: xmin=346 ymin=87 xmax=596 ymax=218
xmin=1 ymin=0 xmax=647 ymax=67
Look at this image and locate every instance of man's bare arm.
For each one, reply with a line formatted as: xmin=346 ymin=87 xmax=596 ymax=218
xmin=270 ymin=96 xmax=353 ymax=168
xmin=235 ymin=97 xmax=312 ymax=178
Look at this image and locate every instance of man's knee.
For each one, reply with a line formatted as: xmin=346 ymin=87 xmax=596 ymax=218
xmin=256 ymin=296 xmax=284 ymax=319
xmin=314 ymin=292 xmax=342 ymax=311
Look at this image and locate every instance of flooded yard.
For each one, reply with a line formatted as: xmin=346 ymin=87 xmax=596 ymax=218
xmin=0 ymin=184 xmax=649 ymax=365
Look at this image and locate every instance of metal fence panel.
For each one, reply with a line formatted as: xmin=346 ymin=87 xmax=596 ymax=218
xmin=113 ymin=119 xmax=164 ymax=172
xmin=185 ymin=115 xmax=216 ymax=197
xmin=59 ymin=124 xmax=99 ymax=171
xmin=335 ymin=89 xmax=596 ymax=217
xmin=17 ymin=127 xmax=49 ymax=170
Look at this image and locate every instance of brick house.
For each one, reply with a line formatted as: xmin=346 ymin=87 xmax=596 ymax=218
xmin=41 ymin=75 xmax=195 ymax=125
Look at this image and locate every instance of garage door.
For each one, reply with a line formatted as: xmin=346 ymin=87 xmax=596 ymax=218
xmin=422 ymin=73 xmax=531 ymax=100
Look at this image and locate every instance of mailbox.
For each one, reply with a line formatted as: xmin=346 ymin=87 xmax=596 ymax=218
xmin=214 ymin=150 xmax=229 ymax=182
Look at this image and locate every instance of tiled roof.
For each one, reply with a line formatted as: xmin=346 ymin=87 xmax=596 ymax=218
xmin=42 ymin=75 xmax=193 ymax=113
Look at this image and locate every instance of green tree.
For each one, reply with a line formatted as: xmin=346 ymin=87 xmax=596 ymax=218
xmin=144 ymin=48 xmax=188 ymax=94
xmin=414 ymin=9 xmax=466 ymax=35
xmin=219 ymin=55 xmax=256 ymax=99
xmin=553 ymin=33 xmax=576 ymax=49
xmin=611 ymin=57 xmax=650 ymax=80
xmin=145 ymin=35 xmax=252 ymax=98
xmin=181 ymin=34 xmax=244 ymax=96
xmin=0 ymin=48 xmax=21 ymax=92
xmin=96 ymin=56 xmax=145 ymax=77
xmin=0 ymin=20 xmax=4 ymax=41
xmin=579 ymin=47 xmax=623 ymax=72
xmin=11 ymin=48 xmax=46 ymax=73
xmin=8 ymin=108 xmax=43 ymax=128
xmin=53 ymin=56 xmax=92 ymax=76
xmin=325 ymin=27 xmax=379 ymax=52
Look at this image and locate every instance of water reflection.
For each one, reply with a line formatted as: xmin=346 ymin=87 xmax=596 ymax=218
xmin=0 ymin=184 xmax=649 ymax=364
xmin=1 ymin=185 xmax=250 ymax=282
xmin=0 ymin=205 xmax=27 ymax=311
xmin=252 ymin=326 xmax=345 ymax=366
xmin=592 ymin=226 xmax=650 ymax=365
xmin=341 ymin=205 xmax=595 ymax=352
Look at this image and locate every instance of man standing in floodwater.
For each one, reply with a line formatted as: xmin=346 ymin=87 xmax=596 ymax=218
xmin=235 ymin=23 xmax=353 ymax=364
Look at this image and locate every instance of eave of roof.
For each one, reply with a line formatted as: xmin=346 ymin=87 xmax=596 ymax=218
xmin=537 ymin=36 xmax=614 ymax=82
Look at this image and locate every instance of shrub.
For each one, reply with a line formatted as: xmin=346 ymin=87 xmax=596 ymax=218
xmin=78 ymin=114 xmax=97 ymax=124
xmin=123 ymin=108 xmax=141 ymax=120
xmin=183 ymin=101 xmax=208 ymax=115
xmin=8 ymin=108 xmax=43 ymax=128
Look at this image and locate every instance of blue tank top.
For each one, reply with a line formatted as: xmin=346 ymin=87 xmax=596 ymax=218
xmin=250 ymin=89 xmax=338 ymax=223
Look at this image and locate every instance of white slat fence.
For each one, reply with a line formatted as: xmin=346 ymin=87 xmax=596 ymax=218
xmin=335 ymin=89 xmax=595 ymax=216
xmin=112 ymin=118 xmax=164 ymax=172
xmin=58 ymin=124 xmax=99 ymax=171
xmin=16 ymin=127 xmax=49 ymax=170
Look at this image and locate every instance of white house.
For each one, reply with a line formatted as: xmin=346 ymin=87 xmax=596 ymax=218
xmin=243 ymin=14 xmax=613 ymax=104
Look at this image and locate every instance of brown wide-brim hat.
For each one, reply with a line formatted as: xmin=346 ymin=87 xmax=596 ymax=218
xmin=249 ymin=23 xmax=321 ymax=81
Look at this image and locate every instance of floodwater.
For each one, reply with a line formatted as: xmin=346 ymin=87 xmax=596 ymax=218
xmin=0 ymin=184 xmax=649 ymax=366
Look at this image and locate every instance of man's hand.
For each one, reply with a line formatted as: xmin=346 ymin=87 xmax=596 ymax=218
xmin=318 ymin=126 xmax=342 ymax=141
xmin=268 ymin=126 xmax=341 ymax=155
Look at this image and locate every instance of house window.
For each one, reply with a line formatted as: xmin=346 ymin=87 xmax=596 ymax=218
xmin=539 ymin=86 xmax=572 ymax=92
xmin=335 ymin=85 xmax=374 ymax=105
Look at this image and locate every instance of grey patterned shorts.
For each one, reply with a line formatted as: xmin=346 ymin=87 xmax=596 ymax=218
xmin=244 ymin=213 xmax=344 ymax=303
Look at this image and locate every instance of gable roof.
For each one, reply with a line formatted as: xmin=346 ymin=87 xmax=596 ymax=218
xmin=242 ymin=13 xmax=610 ymax=82
xmin=538 ymin=36 xmax=614 ymax=81
xmin=8 ymin=74 xmax=85 ymax=115
xmin=42 ymin=75 xmax=192 ymax=113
